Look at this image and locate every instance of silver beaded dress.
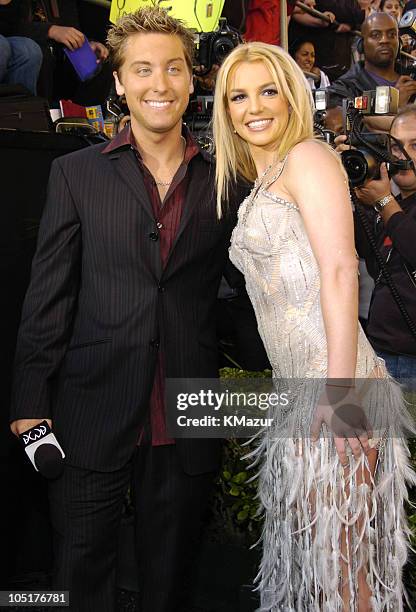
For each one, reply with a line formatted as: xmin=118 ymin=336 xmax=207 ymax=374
xmin=229 ymin=163 xmax=416 ymax=611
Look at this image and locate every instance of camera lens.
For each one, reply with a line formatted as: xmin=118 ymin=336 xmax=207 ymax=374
xmin=197 ymin=134 xmax=214 ymax=154
xmin=341 ymin=149 xmax=372 ymax=186
xmin=213 ymin=36 xmax=236 ymax=64
xmin=399 ymin=9 xmax=415 ymax=28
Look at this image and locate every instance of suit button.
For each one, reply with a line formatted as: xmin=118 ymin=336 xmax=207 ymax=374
xmin=158 ymin=285 xmax=165 ymax=292
xmin=149 ymin=232 xmax=159 ymax=241
xmin=149 ymin=339 xmax=160 ymax=348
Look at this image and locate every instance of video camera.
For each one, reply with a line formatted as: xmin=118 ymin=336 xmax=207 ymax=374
xmin=339 ymin=87 xmax=414 ymax=186
xmin=195 ymin=18 xmax=241 ymax=75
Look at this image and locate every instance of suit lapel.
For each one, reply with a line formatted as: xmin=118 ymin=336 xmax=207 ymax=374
xmin=164 ymin=156 xmax=214 ymax=270
xmin=108 ymin=147 xmax=155 ymax=222
xmin=107 ymin=147 xmax=162 ymax=280
xmin=107 ymin=145 xmax=215 ymax=280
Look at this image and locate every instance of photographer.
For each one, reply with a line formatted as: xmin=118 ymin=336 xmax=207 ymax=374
xmin=352 ymin=106 xmax=416 ymax=382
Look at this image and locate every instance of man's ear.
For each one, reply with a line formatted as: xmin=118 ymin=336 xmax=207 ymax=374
xmin=114 ymin=71 xmax=125 ymax=96
xmin=189 ymin=74 xmax=194 ymax=95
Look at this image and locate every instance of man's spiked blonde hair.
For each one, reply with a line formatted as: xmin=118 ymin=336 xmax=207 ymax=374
xmin=107 ymin=5 xmax=195 ymax=74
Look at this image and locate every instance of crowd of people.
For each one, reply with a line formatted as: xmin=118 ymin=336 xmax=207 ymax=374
xmin=3 ymin=1 xmax=416 ymax=611
xmin=0 ymin=0 xmax=110 ymax=103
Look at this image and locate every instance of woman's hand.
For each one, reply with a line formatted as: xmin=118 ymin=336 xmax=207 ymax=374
xmin=310 ymin=384 xmax=372 ymax=465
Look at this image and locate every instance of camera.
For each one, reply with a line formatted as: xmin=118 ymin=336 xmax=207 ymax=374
xmin=312 ymin=89 xmax=336 ymax=145
xmin=399 ymin=8 xmax=416 ymax=36
xmin=183 ymin=19 xmax=241 ymax=146
xmin=340 ymin=87 xmax=413 ymax=186
xmin=397 ymin=9 xmax=416 ymax=80
xmin=196 ymin=18 xmax=241 ymax=74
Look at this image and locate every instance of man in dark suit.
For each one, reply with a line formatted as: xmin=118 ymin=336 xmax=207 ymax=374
xmin=10 ymin=6 xmax=245 ymax=611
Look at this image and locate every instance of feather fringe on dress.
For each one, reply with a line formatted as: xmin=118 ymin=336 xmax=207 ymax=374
xmin=244 ymin=376 xmax=416 ymax=612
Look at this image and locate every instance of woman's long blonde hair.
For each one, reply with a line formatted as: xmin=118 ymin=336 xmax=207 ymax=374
xmin=213 ymin=42 xmax=315 ymax=217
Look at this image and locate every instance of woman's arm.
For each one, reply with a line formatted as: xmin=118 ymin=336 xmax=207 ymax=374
xmin=291 ymin=6 xmax=335 ymax=27
xmin=283 ymin=141 xmax=359 ymax=379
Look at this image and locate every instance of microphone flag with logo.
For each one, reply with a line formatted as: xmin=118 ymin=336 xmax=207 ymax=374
xmin=19 ymin=421 xmax=65 ymax=479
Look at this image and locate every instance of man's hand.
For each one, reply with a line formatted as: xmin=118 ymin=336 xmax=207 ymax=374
xmin=355 ymin=164 xmax=403 ymax=222
xmin=334 ymin=133 xmax=350 ymax=154
xmin=354 ymin=163 xmax=392 ymax=207
xmin=117 ymin=115 xmax=130 ymax=133
xmin=48 ymin=25 xmax=84 ymax=50
xmin=335 ymin=23 xmax=352 ymax=33
xmin=194 ymin=64 xmax=220 ymax=92
xmin=10 ymin=418 xmax=52 ymax=437
xmin=90 ymin=41 xmax=109 ymax=63
xmin=395 ymin=75 xmax=416 ymax=108
xmin=322 ymin=10 xmax=336 ymax=25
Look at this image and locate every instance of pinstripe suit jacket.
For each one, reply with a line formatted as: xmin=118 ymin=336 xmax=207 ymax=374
xmin=11 ymin=136 xmax=242 ymax=474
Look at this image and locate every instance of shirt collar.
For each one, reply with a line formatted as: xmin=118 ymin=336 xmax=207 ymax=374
xmin=101 ymin=123 xmax=132 ymax=154
xmin=102 ymin=123 xmax=201 ymax=164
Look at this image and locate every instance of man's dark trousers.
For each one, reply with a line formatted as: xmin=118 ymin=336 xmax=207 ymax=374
xmin=49 ymin=442 xmax=214 ymax=612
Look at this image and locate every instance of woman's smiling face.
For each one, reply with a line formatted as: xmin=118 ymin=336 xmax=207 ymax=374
xmin=294 ymin=42 xmax=316 ymax=73
xmin=227 ymin=60 xmax=290 ymax=152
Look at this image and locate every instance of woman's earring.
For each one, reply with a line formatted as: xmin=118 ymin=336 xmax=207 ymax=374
xmin=233 ymin=129 xmax=237 ymax=134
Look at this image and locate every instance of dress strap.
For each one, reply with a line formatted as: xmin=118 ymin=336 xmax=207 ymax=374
xmin=262 ymin=153 xmax=289 ymax=191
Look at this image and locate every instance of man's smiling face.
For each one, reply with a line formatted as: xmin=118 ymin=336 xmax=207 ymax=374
xmin=114 ymin=32 xmax=194 ymax=136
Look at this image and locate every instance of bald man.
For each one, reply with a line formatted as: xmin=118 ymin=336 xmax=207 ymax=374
xmin=328 ymin=12 xmax=416 ymax=109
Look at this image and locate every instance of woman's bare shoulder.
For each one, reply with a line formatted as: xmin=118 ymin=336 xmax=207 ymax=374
xmin=286 ymin=139 xmax=344 ymax=177
xmin=288 ymin=138 xmax=337 ymax=162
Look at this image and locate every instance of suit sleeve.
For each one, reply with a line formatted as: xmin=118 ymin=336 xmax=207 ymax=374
xmin=16 ymin=20 xmax=52 ymax=45
xmin=10 ymin=159 xmax=82 ymax=422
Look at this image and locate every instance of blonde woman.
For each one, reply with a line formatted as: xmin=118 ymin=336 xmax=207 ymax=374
xmin=213 ymin=41 xmax=415 ymax=611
